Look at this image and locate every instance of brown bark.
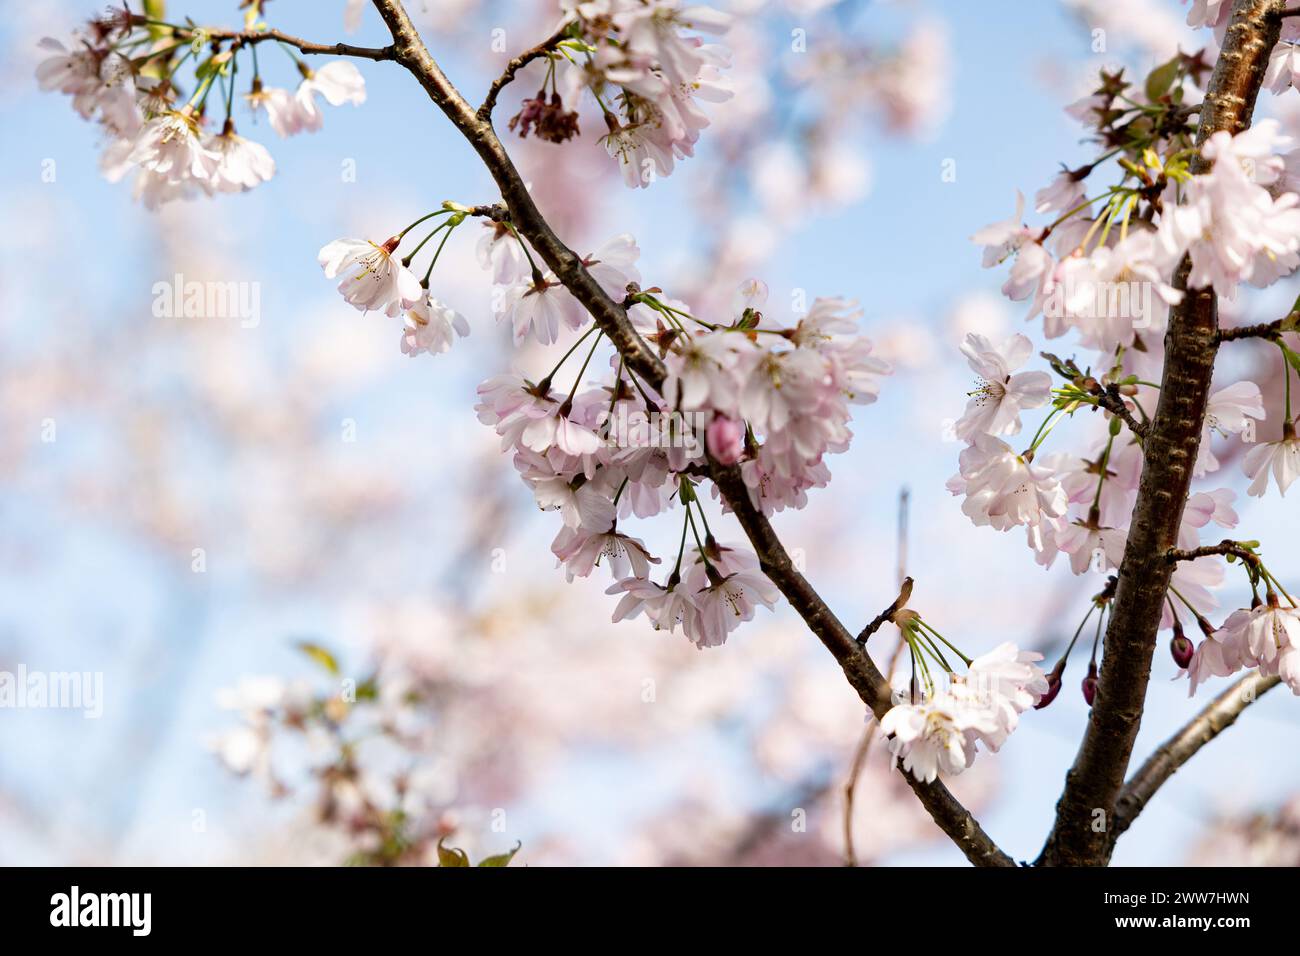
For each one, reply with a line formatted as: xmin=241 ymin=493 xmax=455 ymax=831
xmin=1035 ymin=0 xmax=1284 ymax=867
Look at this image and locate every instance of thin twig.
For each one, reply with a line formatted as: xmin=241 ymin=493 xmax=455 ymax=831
xmin=1217 ymin=313 xmax=1295 ymax=341
xmin=856 ymin=577 xmax=914 ymax=644
xmin=478 ymin=25 xmax=574 ymax=121
xmin=844 ymin=489 xmax=910 ymax=867
xmin=1092 ymin=381 xmax=1149 ymax=439
xmin=159 ymin=21 xmax=397 ymax=60
xmin=1167 ymin=540 xmax=1260 ymax=565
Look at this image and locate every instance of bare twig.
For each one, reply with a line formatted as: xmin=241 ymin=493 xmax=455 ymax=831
xmin=856 ymin=577 xmax=914 ymax=644
xmin=478 ymin=25 xmax=574 ymax=121
xmin=1167 ymin=540 xmax=1260 ymax=565
xmin=1036 ymin=0 xmax=1285 ymax=868
xmin=1112 ymin=672 xmax=1282 ymax=841
xmin=844 ymin=489 xmax=910 ymax=866
xmin=368 ymin=0 xmax=1014 ymax=867
xmin=166 ymin=22 xmax=397 ymax=61
xmin=1217 ymin=312 xmax=1296 ymax=341
xmin=1092 ymin=382 xmax=1149 ymax=439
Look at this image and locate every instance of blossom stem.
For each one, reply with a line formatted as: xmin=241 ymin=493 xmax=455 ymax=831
xmin=563 ymin=331 xmax=604 ymax=405
xmin=1091 ymin=433 xmax=1116 ymax=511
xmin=541 ymin=325 xmax=598 ymax=385
xmin=1043 ymin=187 xmax=1121 ymax=236
xmin=1089 ymin=605 xmax=1107 ymax=663
xmin=506 ymin=224 xmax=544 ymax=283
xmin=621 ymin=365 xmax=657 ymax=409
xmin=396 ymin=209 xmax=450 ymax=240
xmin=913 ymin=625 xmax=955 ymax=674
xmin=1260 ymin=566 xmax=1298 ymax=608
xmin=611 ymin=476 xmax=630 ymax=508
xmin=1279 ymin=342 xmax=1295 ymax=425
xmin=186 ymin=71 xmax=217 ymax=111
xmin=1058 ymin=602 xmax=1097 ymax=669
xmin=1168 ymin=585 xmax=1204 ymax=619
xmin=419 ymin=220 xmax=460 ymax=283
xmin=670 ymin=507 xmax=690 ymax=578
xmin=404 ymin=221 xmax=450 ymax=266
xmin=683 ymin=500 xmax=715 ymax=576
xmin=1026 ymin=405 xmax=1064 ymax=454
xmin=223 ymin=50 xmax=238 ymax=119
xmin=914 ymin=618 xmax=972 ymax=667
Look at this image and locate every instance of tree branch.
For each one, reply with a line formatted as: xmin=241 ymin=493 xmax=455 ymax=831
xmin=478 ymin=25 xmax=574 ymax=121
xmin=369 ymin=0 xmax=1014 ymax=867
xmin=1111 ymin=671 xmax=1282 ymax=841
xmin=1217 ymin=312 xmax=1297 ymax=341
xmin=1167 ymin=539 xmax=1260 ymax=565
xmin=1035 ymin=0 xmax=1285 ymax=868
xmin=1092 ymin=382 xmax=1149 ymax=440
xmin=169 ymin=23 xmax=397 ymax=61
xmin=856 ymin=577 xmax=913 ymax=643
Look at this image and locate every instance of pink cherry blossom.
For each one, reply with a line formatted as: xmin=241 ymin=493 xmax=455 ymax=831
xmin=318 ymin=236 xmax=423 ymax=317
xmin=954 ymin=332 xmax=1052 ymax=440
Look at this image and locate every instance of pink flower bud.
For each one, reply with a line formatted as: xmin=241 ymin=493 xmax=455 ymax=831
xmin=1034 ymin=661 xmax=1065 ymax=710
xmin=1170 ymin=634 xmax=1194 ymax=669
xmin=1081 ymin=662 xmax=1098 ymax=706
xmin=706 ymin=416 xmax=745 ymax=465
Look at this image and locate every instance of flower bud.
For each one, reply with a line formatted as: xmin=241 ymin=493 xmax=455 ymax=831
xmin=1170 ymin=634 xmax=1194 ymax=669
xmin=1081 ymin=662 xmax=1098 ymax=706
xmin=1034 ymin=660 xmax=1066 ymax=709
xmin=706 ymin=416 xmax=745 ymax=465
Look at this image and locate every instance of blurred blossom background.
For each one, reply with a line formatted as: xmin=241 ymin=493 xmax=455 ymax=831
xmin=1 ymin=0 xmax=1297 ymax=866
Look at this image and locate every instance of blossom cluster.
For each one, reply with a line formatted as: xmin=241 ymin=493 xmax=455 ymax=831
xmin=882 ymin=640 xmax=1048 ymax=784
xmin=312 ymin=199 xmax=888 ymax=649
xmin=964 ymin=36 xmax=1300 ymax=703
xmin=546 ymin=0 xmax=733 ymax=188
xmin=473 ymin=270 xmax=890 ymax=647
xmin=1188 ymin=595 xmax=1300 ymax=696
xmin=37 ymin=10 xmax=365 ymax=207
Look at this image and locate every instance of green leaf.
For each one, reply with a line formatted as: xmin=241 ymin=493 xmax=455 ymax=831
xmin=295 ymin=641 xmax=340 ymax=676
xmin=477 ymin=842 xmax=521 ymax=867
xmin=436 ymin=839 xmax=470 ymax=867
xmin=1145 ymin=56 xmax=1181 ymax=102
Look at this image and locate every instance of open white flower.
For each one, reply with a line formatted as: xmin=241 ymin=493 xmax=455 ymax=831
xmin=1243 ymin=428 xmax=1300 ymax=497
xmin=1197 ymin=380 xmax=1265 ymax=476
xmin=948 ymin=433 xmax=1067 ymax=551
xmin=318 ymin=236 xmax=422 ymax=317
xmin=954 ymin=332 xmax=1052 ymax=439
xmin=400 ymin=294 xmax=469 ymax=357
xmin=688 ymin=566 xmax=780 ymax=648
xmin=506 ymin=275 xmax=586 ymax=346
xmin=293 ymin=61 xmax=367 ymax=132
xmin=1240 ymin=599 xmax=1300 ymax=666
xmin=553 ymin=525 xmax=660 ymax=581
xmin=205 ymin=122 xmax=275 ymax=193
xmin=961 ymin=642 xmax=1049 ymax=749
xmin=126 ymin=109 xmax=219 ymax=193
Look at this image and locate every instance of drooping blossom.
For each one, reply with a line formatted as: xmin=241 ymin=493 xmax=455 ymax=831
xmin=948 ymin=433 xmax=1068 ymax=551
xmin=400 ymin=294 xmax=469 ymax=357
xmin=318 ymin=236 xmax=423 ymax=317
xmin=1197 ymin=380 xmax=1266 ymax=476
xmin=204 ymin=121 xmax=276 ymax=193
xmin=1243 ymin=428 xmax=1300 ymax=497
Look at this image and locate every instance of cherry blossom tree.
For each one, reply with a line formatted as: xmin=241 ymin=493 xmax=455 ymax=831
xmin=33 ymin=0 xmax=1300 ymax=867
